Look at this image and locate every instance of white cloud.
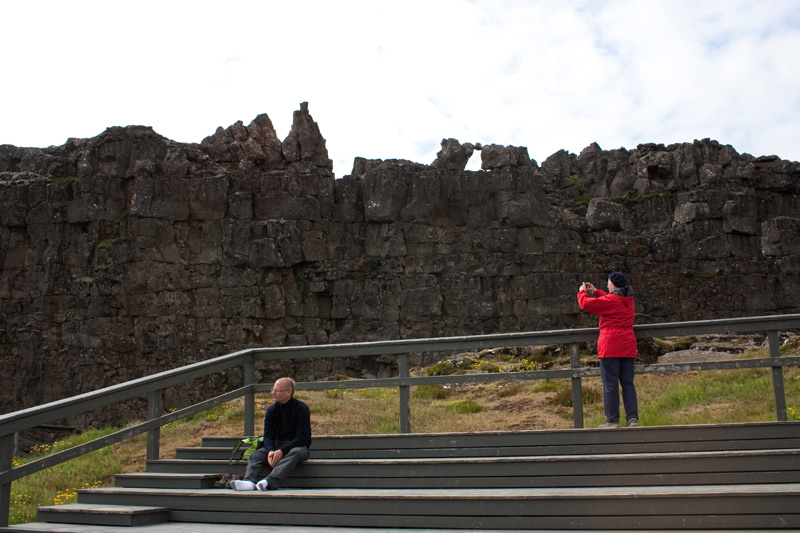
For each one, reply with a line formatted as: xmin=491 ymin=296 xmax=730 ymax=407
xmin=1 ymin=0 xmax=798 ymax=177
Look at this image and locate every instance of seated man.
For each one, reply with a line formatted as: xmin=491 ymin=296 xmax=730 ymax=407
xmin=232 ymin=377 xmax=311 ymax=491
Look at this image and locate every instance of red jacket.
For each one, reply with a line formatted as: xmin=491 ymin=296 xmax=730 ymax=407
xmin=577 ymin=288 xmax=637 ymax=358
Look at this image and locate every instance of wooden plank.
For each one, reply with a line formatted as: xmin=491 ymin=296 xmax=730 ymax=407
xmin=115 ymin=473 xmax=219 ymax=489
xmin=77 ymin=483 xmax=795 ymax=494
xmin=185 ymin=471 xmax=800 ymax=489
xmin=151 ymin=448 xmax=800 ymax=474
xmin=297 ymin=449 xmax=800 ymax=477
xmin=77 ymin=484 xmax=800 ymax=504
xmin=36 ymin=504 xmax=168 ymax=527
xmin=201 ymin=421 xmax=800 ymax=452
xmin=76 ymin=485 xmax=800 ymax=530
xmin=190 ymin=437 xmax=800 ymax=460
xmin=137 ymin=463 xmax=800 ymax=489
xmin=170 ymin=508 xmax=799 ymax=530
xmin=144 ymin=450 xmax=800 ymax=487
xmin=281 ymin=470 xmax=800 ymax=489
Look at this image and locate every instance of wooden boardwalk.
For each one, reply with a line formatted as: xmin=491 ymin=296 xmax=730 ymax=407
xmin=3 ymin=421 xmax=799 ymax=531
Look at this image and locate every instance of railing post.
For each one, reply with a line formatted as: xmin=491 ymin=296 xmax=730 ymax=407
xmin=244 ymin=357 xmax=256 ymax=437
xmin=398 ymin=354 xmax=411 ymax=433
xmin=768 ymin=330 xmax=788 ymax=422
xmin=569 ymin=343 xmax=584 ymax=428
xmin=0 ymin=432 xmax=15 ymax=527
xmin=146 ymin=390 xmax=163 ymax=461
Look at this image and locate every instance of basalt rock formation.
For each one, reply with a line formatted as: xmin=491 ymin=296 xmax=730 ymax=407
xmin=1 ymin=103 xmax=799 ymax=424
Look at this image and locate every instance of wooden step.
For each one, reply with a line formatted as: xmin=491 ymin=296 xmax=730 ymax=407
xmin=140 ymin=448 xmax=800 ymax=488
xmin=121 ymin=467 xmax=800 ymax=490
xmin=36 ymin=503 xmax=168 ymax=527
xmin=184 ymin=437 xmax=800 ymax=460
xmin=114 ymin=472 xmax=221 ymax=489
xmin=75 ymin=484 xmax=800 ymax=530
xmin=13 ymin=424 xmax=800 ymax=531
xmin=201 ymin=421 xmax=800 ymax=459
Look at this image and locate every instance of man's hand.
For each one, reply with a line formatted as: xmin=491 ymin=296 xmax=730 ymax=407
xmin=267 ymin=449 xmax=284 ymax=467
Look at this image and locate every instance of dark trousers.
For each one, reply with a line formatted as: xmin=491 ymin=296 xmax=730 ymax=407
xmin=599 ymin=357 xmax=638 ymax=423
xmin=243 ymin=440 xmax=310 ymax=489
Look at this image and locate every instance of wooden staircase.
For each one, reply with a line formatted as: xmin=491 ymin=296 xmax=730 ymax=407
xmin=4 ymin=422 xmax=800 ymax=531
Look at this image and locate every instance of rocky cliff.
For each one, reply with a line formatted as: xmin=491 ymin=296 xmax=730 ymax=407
xmin=2 ymin=103 xmax=799 ymax=423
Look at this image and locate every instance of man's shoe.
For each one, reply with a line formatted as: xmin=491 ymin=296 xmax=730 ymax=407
xmin=626 ymin=418 xmax=639 ymax=427
xmin=599 ymin=421 xmax=620 ymax=428
xmin=213 ymin=474 xmax=234 ymax=489
xmin=231 ymin=480 xmax=257 ymax=491
xmin=256 ymin=479 xmax=269 ymax=491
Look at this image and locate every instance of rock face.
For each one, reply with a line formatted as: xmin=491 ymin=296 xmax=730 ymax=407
xmin=1 ymin=104 xmax=799 ymax=425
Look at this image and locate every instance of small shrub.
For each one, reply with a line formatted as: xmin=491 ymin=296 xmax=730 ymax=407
xmin=583 ymin=386 xmax=601 ymax=405
xmin=356 ymin=253 xmax=381 ymax=272
xmin=495 ymin=382 xmax=524 ymax=398
xmin=434 ymin=399 xmax=484 ymax=414
xmin=552 ymin=386 xmax=573 ymax=407
xmin=471 ymin=361 xmax=501 ymax=373
xmin=356 ymin=388 xmax=396 ymax=401
xmin=459 ymin=357 xmax=477 ymax=369
xmin=780 ymin=337 xmax=800 ymax=354
xmin=53 ymin=176 xmax=76 ymax=186
xmin=427 ymin=362 xmax=456 ymax=376
xmin=492 ymin=351 xmax=516 ymax=363
xmin=572 ymin=196 xmax=591 ymax=207
xmin=552 ymin=385 xmax=600 ymax=407
xmin=533 ymin=380 xmax=561 ymax=393
xmin=413 ymin=385 xmax=452 ymax=400
xmin=568 ymin=174 xmax=587 ymax=193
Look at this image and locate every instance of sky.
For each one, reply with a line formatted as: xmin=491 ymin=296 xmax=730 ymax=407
xmin=2 ymin=0 xmax=799 ymax=178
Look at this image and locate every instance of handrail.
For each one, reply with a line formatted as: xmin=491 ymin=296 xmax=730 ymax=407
xmin=0 ymin=349 xmax=257 ymax=436
xmin=3 ymin=315 xmax=798 ymax=432
xmin=0 ymin=387 xmax=247 ymax=486
xmin=1 ymin=313 xmax=800 ymax=526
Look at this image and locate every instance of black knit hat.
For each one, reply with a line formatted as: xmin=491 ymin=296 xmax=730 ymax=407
xmin=608 ymin=272 xmax=628 ymax=288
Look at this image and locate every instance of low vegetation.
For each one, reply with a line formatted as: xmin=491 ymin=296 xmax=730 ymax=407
xmin=8 ymin=342 xmax=800 ymax=524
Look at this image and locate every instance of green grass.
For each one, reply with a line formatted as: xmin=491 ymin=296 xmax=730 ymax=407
xmin=533 ymin=380 xmax=561 ymax=393
xmin=635 ymin=367 xmax=800 ymax=426
xmin=552 ymin=384 xmax=602 ymax=407
xmin=581 ymin=367 xmax=800 ymax=427
xmin=432 ymin=399 xmax=484 ymax=414
xmin=9 ymin=401 xmax=246 ymax=525
xmin=10 ymin=428 xmax=123 ymax=524
xmin=413 ymin=385 xmax=453 ymax=400
xmin=427 ymin=361 xmax=457 ymax=376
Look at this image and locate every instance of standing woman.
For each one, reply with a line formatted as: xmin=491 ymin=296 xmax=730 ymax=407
xmin=578 ymin=272 xmax=639 ymax=428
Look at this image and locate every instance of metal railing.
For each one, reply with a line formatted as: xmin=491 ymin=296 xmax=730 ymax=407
xmin=1 ymin=313 xmax=800 ymax=526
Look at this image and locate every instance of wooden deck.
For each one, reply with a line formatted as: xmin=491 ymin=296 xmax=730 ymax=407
xmin=3 ymin=421 xmax=799 ymax=531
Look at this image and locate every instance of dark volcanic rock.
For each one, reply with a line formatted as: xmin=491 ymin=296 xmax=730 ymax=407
xmin=201 ymin=113 xmax=283 ymax=171
xmin=431 ymin=138 xmax=475 ymax=171
xmin=280 ymin=102 xmax=333 ymax=173
xmin=480 ymin=144 xmax=533 ymax=170
xmin=2 ymin=103 xmax=799 ymax=425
